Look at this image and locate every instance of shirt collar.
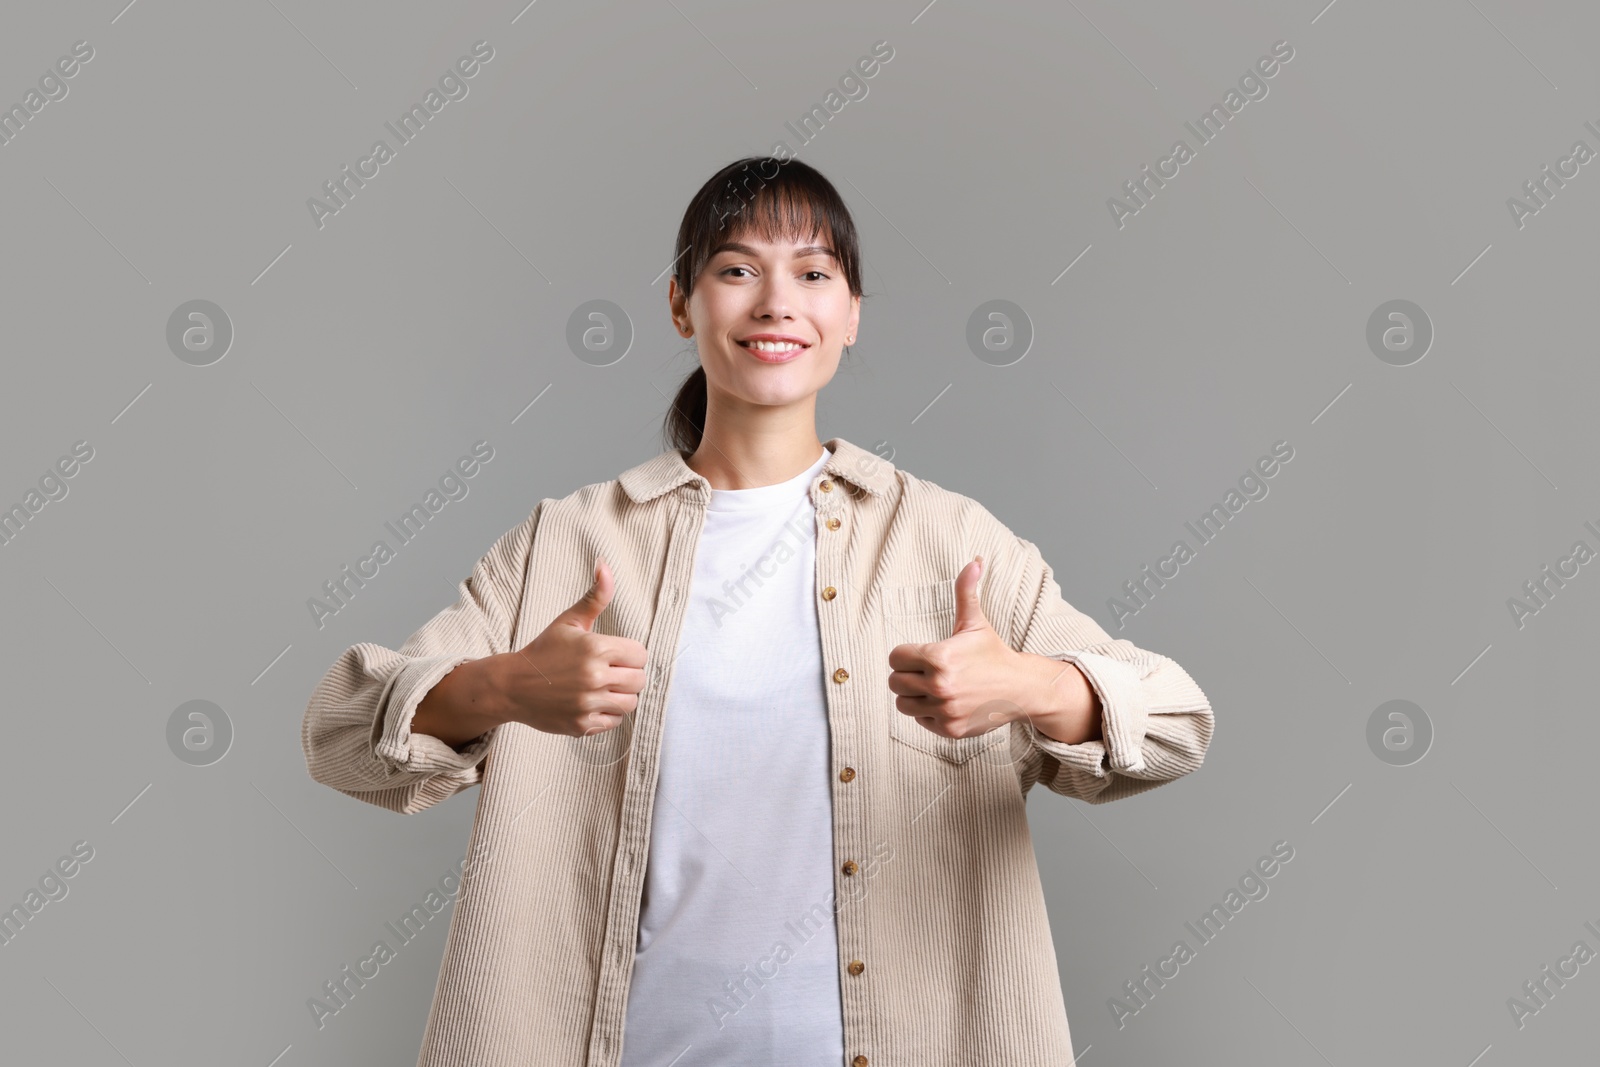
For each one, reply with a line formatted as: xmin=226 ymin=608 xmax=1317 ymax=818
xmin=619 ymin=436 xmax=896 ymax=504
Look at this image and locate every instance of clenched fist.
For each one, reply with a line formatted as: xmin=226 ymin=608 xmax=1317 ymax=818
xmin=495 ymin=557 xmax=649 ymax=737
xmin=888 ymin=555 xmax=1101 ymax=744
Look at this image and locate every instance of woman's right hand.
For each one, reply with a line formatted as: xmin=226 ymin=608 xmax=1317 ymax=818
xmin=492 ymin=557 xmax=647 ymax=737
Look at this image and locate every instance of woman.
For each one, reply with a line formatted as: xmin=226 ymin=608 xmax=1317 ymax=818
xmin=302 ymin=156 xmax=1214 ymax=1067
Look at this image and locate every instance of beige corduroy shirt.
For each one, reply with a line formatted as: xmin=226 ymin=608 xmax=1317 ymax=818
xmin=301 ymin=436 xmax=1214 ymax=1067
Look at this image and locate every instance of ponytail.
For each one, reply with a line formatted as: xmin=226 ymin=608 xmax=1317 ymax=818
xmin=663 ymin=364 xmax=708 ymax=454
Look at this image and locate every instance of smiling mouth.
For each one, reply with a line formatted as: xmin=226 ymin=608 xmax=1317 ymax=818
xmin=738 ymin=339 xmax=810 ymax=362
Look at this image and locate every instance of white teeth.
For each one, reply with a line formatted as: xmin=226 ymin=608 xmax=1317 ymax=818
xmin=745 ymin=340 xmax=803 ymax=352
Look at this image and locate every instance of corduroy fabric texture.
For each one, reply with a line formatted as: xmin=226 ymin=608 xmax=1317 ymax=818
xmin=301 ymin=436 xmax=1214 ymax=1067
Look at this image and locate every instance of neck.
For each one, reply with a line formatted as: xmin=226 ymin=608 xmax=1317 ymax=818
xmin=686 ymin=410 xmax=825 ymax=491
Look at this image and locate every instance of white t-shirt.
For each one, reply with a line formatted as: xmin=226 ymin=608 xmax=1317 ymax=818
xmin=620 ymin=446 xmax=844 ymax=1066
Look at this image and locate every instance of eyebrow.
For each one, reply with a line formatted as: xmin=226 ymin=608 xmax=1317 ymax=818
xmin=708 ymin=240 xmax=839 ymax=264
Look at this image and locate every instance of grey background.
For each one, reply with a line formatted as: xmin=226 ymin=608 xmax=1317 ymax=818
xmin=1 ymin=0 xmax=1594 ymax=1063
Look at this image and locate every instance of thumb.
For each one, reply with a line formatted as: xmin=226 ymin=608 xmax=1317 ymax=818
xmin=951 ymin=555 xmax=989 ymax=635
xmin=560 ymin=556 xmax=614 ymax=632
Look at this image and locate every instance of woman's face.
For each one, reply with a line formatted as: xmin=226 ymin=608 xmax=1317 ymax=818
xmin=670 ymin=227 xmax=860 ymax=415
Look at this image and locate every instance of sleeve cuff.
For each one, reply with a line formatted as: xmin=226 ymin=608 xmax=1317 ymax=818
xmin=373 ymin=654 xmax=494 ymax=775
xmin=1023 ymin=649 xmax=1148 ymax=777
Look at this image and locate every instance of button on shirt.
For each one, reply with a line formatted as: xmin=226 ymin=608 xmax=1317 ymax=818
xmin=621 ymin=447 xmax=844 ymax=1064
xmin=301 ymin=436 xmax=1216 ymax=1066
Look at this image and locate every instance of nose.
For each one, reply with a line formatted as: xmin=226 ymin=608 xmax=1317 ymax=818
xmin=751 ymin=273 xmax=797 ymax=322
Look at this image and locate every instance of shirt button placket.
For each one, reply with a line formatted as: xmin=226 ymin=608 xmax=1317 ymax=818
xmin=821 ymin=476 xmax=865 ymax=1067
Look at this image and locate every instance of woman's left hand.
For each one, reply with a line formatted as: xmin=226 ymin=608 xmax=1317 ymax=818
xmin=886 ymin=556 xmax=1101 ymax=745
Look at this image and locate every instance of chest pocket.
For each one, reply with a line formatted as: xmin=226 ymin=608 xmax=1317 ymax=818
xmin=882 ymin=579 xmax=1009 ymax=766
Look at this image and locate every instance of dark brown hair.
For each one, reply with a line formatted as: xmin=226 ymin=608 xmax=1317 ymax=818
xmin=663 ymin=156 xmax=865 ymax=454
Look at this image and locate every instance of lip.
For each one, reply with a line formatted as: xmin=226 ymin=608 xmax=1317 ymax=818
xmin=737 ymin=335 xmax=811 ymax=364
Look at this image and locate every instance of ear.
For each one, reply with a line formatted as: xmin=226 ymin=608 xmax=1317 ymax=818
xmin=668 ymin=276 xmax=691 ymax=336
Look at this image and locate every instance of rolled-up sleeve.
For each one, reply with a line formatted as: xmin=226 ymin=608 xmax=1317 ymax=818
xmin=300 ymin=501 xmax=542 ymax=815
xmin=1003 ymin=535 xmax=1214 ymax=804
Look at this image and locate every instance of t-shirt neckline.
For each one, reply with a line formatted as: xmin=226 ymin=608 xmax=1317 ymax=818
xmin=705 ymin=447 xmax=831 ymax=513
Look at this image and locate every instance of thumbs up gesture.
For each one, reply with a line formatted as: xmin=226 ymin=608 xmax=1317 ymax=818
xmin=887 ymin=556 xmax=1033 ymax=740
xmin=495 ymin=557 xmax=649 ymax=738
